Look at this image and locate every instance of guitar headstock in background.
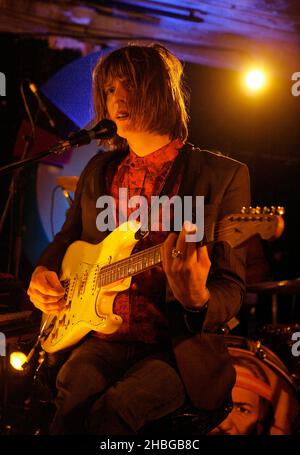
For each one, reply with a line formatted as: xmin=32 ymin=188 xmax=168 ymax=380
xmin=218 ymin=206 xmax=285 ymax=248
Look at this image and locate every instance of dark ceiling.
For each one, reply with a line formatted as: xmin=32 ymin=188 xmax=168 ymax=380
xmin=0 ymin=0 xmax=300 ymax=76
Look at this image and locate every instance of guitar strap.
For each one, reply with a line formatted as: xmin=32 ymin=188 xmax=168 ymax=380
xmin=154 ymin=142 xmax=208 ymax=245
xmin=135 ymin=142 xmax=192 ymax=238
xmin=158 ymin=141 xmax=192 ymax=198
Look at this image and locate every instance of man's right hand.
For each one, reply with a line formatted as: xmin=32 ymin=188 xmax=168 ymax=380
xmin=27 ymin=266 xmax=66 ymax=314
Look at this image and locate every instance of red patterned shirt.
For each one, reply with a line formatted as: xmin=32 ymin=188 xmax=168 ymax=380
xmin=95 ymin=139 xmax=183 ymax=343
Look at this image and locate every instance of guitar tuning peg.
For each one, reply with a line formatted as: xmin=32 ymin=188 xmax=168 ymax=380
xmin=270 ymin=206 xmax=276 ymax=214
xmin=255 ymin=206 xmax=261 ymax=214
xmin=263 ymin=207 xmax=270 ymax=214
xmin=276 ymin=206 xmax=285 ymax=215
xmin=241 ymin=206 xmax=248 ymax=214
xmin=250 ymin=207 xmax=256 ymax=215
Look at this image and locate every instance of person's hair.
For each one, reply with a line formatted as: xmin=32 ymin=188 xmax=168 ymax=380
xmin=233 ymin=357 xmax=274 ymax=434
xmin=92 ymin=43 xmax=189 ymax=150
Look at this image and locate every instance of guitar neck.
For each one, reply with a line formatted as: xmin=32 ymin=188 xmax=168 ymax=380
xmin=99 ymin=223 xmax=214 ymax=286
xmin=99 ymin=243 xmax=163 ymax=286
xmin=98 ymin=210 xmax=283 ymax=287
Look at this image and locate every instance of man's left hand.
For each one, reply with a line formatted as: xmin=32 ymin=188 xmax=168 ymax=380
xmin=161 ymin=221 xmax=211 ymax=310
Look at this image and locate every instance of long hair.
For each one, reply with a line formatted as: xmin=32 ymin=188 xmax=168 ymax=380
xmin=92 ymin=43 xmax=189 ymax=150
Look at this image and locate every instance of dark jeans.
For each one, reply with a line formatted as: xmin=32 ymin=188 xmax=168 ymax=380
xmin=49 ymin=336 xmax=186 ymax=435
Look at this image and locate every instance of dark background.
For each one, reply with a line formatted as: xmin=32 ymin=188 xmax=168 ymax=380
xmin=0 ymin=34 xmax=299 ymax=285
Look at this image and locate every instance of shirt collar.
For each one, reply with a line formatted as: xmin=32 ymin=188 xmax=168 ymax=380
xmin=124 ymin=139 xmax=183 ymax=172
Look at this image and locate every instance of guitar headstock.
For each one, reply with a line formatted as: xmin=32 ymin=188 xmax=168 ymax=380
xmin=219 ymin=206 xmax=285 ymax=248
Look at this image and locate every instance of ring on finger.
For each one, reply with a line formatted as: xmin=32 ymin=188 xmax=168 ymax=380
xmin=171 ymin=247 xmax=184 ymax=260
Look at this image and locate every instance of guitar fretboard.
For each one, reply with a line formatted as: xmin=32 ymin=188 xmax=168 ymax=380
xmin=99 ymin=244 xmax=162 ymax=286
xmin=96 ymin=215 xmax=273 ymax=286
xmin=60 ymin=213 xmax=281 ymax=291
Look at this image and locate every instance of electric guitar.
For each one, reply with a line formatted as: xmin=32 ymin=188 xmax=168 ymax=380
xmin=40 ymin=207 xmax=284 ymax=353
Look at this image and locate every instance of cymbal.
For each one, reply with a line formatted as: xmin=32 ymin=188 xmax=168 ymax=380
xmin=247 ymin=278 xmax=300 ymax=294
xmin=56 ymin=176 xmax=79 ymax=193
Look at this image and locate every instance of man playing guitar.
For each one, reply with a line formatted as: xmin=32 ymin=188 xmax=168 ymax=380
xmin=27 ymin=43 xmax=251 ymax=434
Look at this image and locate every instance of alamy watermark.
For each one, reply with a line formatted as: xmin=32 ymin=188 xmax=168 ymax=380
xmin=291 ymin=72 xmax=300 ymax=96
xmin=291 ymin=332 xmax=300 ymax=357
xmin=95 ymin=188 xmax=204 ymax=242
xmin=0 ymin=72 xmax=6 ymax=97
xmin=0 ymin=332 xmax=6 ymax=356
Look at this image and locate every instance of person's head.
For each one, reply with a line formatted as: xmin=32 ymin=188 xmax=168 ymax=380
xmin=92 ymin=43 xmax=189 ymax=149
xmin=212 ymin=357 xmax=274 ymax=435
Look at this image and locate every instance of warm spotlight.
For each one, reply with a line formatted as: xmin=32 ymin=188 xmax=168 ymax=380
xmin=10 ymin=351 xmax=27 ymax=371
xmin=244 ymin=69 xmax=267 ymax=92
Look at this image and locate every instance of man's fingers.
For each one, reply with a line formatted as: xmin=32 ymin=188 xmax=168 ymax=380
xmin=161 ymin=233 xmax=177 ymax=272
xmin=31 ymin=297 xmax=66 ymax=314
xmin=33 ymin=273 xmax=65 ymax=297
xmin=27 ymin=287 xmax=64 ymax=304
xmin=197 ymin=244 xmax=211 ymax=267
xmin=27 ymin=267 xmax=67 ymax=314
xmin=164 ymin=232 xmax=177 ymax=249
xmin=185 ymin=242 xmax=198 ymax=263
xmin=162 ymin=223 xmax=198 ymax=271
xmin=45 ymin=271 xmax=65 ymax=293
xmin=31 ymin=282 xmax=65 ymax=297
xmin=176 ymin=221 xmax=197 ymax=260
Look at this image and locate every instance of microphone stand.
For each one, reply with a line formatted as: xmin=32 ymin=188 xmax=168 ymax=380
xmin=0 ymin=134 xmax=35 ymax=277
xmin=0 ymin=119 xmax=116 ymax=175
xmin=12 ymin=135 xmax=34 ymax=279
xmin=0 ymin=120 xmax=115 ymax=276
xmin=0 ymin=141 xmax=70 ymax=176
xmin=0 ymin=139 xmax=69 ymax=279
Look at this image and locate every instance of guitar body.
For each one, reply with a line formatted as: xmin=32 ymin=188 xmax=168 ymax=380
xmin=39 ymin=208 xmax=284 ymax=354
xmin=41 ymin=221 xmax=140 ymax=353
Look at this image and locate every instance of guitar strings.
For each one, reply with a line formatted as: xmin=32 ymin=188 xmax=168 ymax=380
xmin=100 ymin=218 xmax=269 ymax=274
xmin=61 ymin=216 xmax=276 ymax=288
xmin=99 ymin=218 xmax=272 ymax=285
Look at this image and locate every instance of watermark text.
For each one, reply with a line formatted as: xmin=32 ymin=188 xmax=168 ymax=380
xmin=95 ymin=189 xmax=204 ymax=242
xmin=291 ymin=331 xmax=300 ymax=357
xmin=291 ymin=72 xmax=300 ymax=96
xmin=0 ymin=332 xmax=6 ymax=356
xmin=0 ymin=72 xmax=6 ymax=97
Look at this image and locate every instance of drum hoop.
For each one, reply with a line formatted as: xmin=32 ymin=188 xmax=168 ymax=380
xmin=225 ymin=336 xmax=297 ymax=391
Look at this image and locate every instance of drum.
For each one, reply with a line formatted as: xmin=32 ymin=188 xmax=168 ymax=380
xmin=256 ymin=324 xmax=300 ymax=390
xmin=225 ymin=335 xmax=300 ymax=435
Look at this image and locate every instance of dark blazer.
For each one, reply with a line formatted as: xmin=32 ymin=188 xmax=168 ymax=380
xmin=38 ymin=143 xmax=251 ymax=411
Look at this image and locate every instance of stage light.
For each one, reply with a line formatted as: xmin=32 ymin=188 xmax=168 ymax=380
xmin=244 ymin=69 xmax=266 ymax=92
xmin=10 ymin=351 xmax=27 ymax=371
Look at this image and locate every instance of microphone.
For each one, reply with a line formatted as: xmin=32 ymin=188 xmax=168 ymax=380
xmin=58 ymin=119 xmax=117 ymax=149
xmin=28 ymin=81 xmax=56 ymax=129
xmin=0 ymin=119 xmax=118 ymax=174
